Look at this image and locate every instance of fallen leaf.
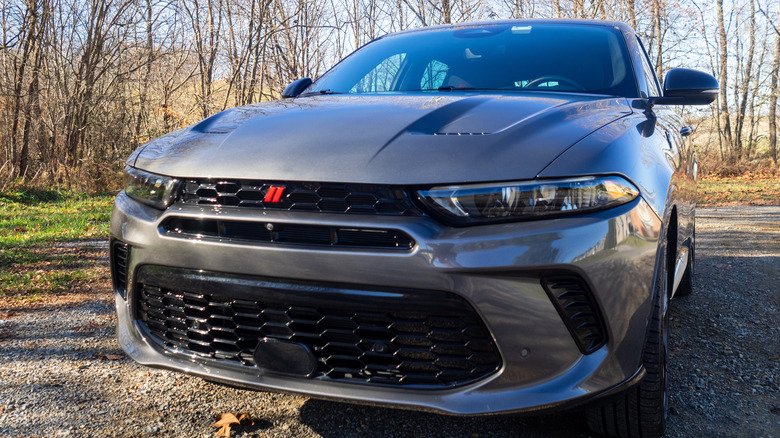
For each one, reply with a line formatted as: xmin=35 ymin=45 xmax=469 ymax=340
xmin=94 ymin=352 xmax=124 ymax=360
xmin=212 ymin=412 xmax=253 ymax=437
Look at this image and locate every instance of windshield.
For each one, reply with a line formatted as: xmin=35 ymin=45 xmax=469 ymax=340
xmin=306 ymin=23 xmax=638 ymax=97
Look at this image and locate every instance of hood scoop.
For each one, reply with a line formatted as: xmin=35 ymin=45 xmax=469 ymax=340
xmin=404 ymin=97 xmax=492 ymax=135
xmin=191 ymin=105 xmax=272 ymax=134
xmin=407 ymin=95 xmax=564 ymax=136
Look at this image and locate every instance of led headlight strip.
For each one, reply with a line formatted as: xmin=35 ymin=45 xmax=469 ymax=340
xmin=124 ymin=166 xmax=181 ymax=209
xmin=417 ymin=176 xmax=639 ymax=225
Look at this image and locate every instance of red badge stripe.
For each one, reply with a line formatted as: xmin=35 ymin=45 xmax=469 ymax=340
xmin=264 ymin=187 xmax=278 ymax=203
xmin=272 ymin=187 xmax=285 ymax=202
xmin=264 ymin=186 xmax=285 ymax=203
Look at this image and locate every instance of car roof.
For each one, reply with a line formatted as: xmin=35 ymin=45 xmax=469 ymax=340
xmin=377 ymin=19 xmax=636 ymax=40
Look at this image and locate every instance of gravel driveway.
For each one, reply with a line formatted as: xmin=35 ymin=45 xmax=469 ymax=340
xmin=1 ymin=206 xmax=778 ymax=437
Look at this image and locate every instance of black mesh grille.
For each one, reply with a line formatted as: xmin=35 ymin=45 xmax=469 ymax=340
xmin=135 ymin=266 xmax=501 ymax=388
xmin=160 ymin=217 xmax=415 ymax=250
xmin=541 ymin=276 xmax=607 ymax=354
xmin=179 ymin=180 xmax=421 ymax=216
xmin=110 ymin=241 xmax=129 ymax=298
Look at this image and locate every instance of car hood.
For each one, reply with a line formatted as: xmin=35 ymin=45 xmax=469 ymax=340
xmin=131 ymin=93 xmax=632 ymax=184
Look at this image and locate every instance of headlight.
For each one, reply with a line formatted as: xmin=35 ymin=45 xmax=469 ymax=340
xmin=417 ymin=176 xmax=639 ymax=225
xmin=123 ymin=167 xmax=181 ymax=209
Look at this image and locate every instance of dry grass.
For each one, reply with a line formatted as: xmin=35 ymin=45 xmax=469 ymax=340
xmin=698 ymin=170 xmax=780 ymax=206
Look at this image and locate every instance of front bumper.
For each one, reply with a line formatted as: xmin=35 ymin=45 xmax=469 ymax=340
xmin=111 ymin=191 xmax=661 ymax=415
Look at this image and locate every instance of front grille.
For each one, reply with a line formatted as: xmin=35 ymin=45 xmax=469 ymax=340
xmin=135 ymin=266 xmax=501 ymax=388
xmin=179 ymin=179 xmax=421 ymax=216
xmin=110 ymin=240 xmax=129 ymax=298
xmin=160 ymin=217 xmax=415 ymax=250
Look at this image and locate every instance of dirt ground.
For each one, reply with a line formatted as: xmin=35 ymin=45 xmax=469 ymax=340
xmin=0 ymin=206 xmax=778 ymax=437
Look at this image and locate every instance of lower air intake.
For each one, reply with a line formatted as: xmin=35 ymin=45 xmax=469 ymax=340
xmin=110 ymin=240 xmax=130 ymax=298
xmin=541 ymin=275 xmax=607 ymax=354
xmin=135 ymin=266 xmax=502 ymax=388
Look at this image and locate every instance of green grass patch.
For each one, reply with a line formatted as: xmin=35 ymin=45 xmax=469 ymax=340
xmin=698 ymin=174 xmax=780 ymax=207
xmin=0 ymin=187 xmax=114 ymax=298
xmin=0 ymin=188 xmax=114 ymax=248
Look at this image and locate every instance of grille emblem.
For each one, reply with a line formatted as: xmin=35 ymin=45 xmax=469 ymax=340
xmin=372 ymin=343 xmax=390 ymax=353
xmin=264 ymin=186 xmax=285 ymax=203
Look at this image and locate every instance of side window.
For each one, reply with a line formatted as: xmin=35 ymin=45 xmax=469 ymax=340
xmin=350 ymin=53 xmax=406 ymax=93
xmin=420 ymin=60 xmax=449 ymax=90
xmin=636 ymin=39 xmax=661 ymax=97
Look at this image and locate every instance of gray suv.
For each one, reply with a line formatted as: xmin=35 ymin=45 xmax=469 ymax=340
xmin=111 ymin=20 xmax=717 ymax=437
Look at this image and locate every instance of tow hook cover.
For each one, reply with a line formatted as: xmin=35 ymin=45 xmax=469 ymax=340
xmin=254 ymin=338 xmax=317 ymax=377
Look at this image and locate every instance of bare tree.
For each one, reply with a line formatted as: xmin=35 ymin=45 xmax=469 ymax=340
xmin=769 ymin=3 xmax=779 ymax=164
xmin=715 ymin=0 xmax=733 ymax=161
xmin=59 ymin=0 xmax=136 ymax=171
xmin=17 ymin=0 xmax=48 ymax=179
xmin=8 ymin=0 xmax=43 ymax=179
xmin=183 ymin=0 xmax=223 ymax=119
xmin=402 ymin=0 xmax=482 ymax=26
xmin=732 ymin=0 xmax=756 ymax=162
xmin=1 ymin=0 xmax=779 ymax=190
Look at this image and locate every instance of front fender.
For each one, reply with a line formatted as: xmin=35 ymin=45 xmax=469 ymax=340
xmin=538 ymin=111 xmax=675 ymax=222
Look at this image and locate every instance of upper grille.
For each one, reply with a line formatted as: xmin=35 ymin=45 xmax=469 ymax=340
xmin=160 ymin=217 xmax=415 ymax=250
xmin=179 ymin=180 xmax=421 ymax=216
xmin=135 ymin=266 xmax=501 ymax=388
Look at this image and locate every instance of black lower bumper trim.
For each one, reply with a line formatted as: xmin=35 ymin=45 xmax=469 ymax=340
xmin=134 ymin=265 xmax=502 ymax=389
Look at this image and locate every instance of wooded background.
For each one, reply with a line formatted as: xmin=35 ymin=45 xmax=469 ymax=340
xmin=1 ymin=0 xmax=778 ymax=191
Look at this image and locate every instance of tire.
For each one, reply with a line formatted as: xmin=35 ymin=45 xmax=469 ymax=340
xmin=675 ymin=227 xmax=695 ymax=297
xmin=585 ymin=245 xmax=669 ymax=438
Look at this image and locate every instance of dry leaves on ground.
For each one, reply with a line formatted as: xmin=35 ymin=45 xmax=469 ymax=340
xmin=93 ymin=352 xmax=123 ymax=361
xmin=212 ymin=412 xmax=254 ymax=437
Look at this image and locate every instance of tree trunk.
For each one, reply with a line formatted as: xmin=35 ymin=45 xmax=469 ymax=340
xmin=746 ymin=26 xmax=766 ymax=161
xmin=653 ymin=0 xmax=664 ymax=81
xmin=716 ymin=0 xmax=733 ymax=160
xmin=65 ymin=0 xmax=109 ymax=168
xmin=134 ymin=0 xmax=154 ymax=148
xmin=627 ymin=0 xmax=636 ymax=29
xmin=19 ymin=1 xmax=46 ymax=179
xmin=733 ymin=0 xmax=755 ymax=162
xmin=769 ymin=13 xmax=780 ymax=165
xmin=10 ymin=0 xmax=39 ymax=178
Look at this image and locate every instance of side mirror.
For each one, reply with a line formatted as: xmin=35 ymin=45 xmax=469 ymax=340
xmin=653 ymin=68 xmax=718 ymax=106
xmin=281 ymin=77 xmax=312 ymax=98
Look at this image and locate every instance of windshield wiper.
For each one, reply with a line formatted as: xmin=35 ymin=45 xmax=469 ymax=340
xmin=436 ymin=86 xmax=477 ymax=91
xmin=410 ymin=87 xmax=493 ymax=92
xmin=300 ymin=89 xmax=344 ymax=96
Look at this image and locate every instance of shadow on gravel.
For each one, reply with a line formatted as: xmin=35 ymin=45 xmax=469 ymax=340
xmin=298 ymin=399 xmax=592 ymax=438
xmin=663 ymin=207 xmax=780 ymax=437
xmin=0 ymin=300 xmax=121 ymax=361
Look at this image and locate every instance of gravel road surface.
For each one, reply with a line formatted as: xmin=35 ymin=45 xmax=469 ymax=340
xmin=1 ymin=206 xmax=778 ymax=437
